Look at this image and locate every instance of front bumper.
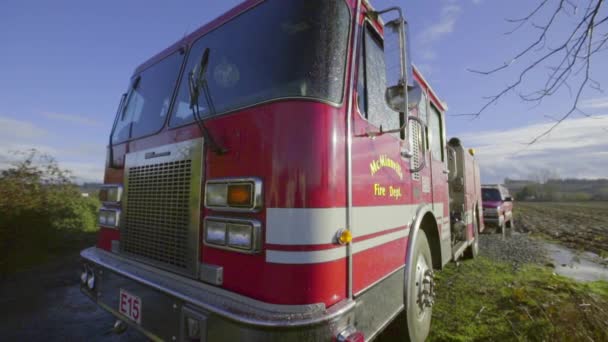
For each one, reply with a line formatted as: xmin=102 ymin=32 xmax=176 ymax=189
xmin=80 ymin=247 xmax=354 ymax=341
xmin=482 ymin=215 xmax=504 ymax=227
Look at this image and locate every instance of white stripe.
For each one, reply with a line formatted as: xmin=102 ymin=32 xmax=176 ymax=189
xmin=351 ymin=205 xmax=417 ymax=236
xmin=266 ymin=247 xmax=347 ymax=264
xmin=266 ymin=208 xmax=346 ymax=245
xmin=266 ymin=205 xmax=418 ymax=245
xmin=352 ymin=228 xmax=409 ymax=254
xmin=266 ymin=228 xmax=410 ymax=264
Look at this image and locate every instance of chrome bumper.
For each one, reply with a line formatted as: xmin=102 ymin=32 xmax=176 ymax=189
xmin=80 ymin=247 xmax=354 ymax=341
xmin=482 ymin=215 xmax=504 ymax=227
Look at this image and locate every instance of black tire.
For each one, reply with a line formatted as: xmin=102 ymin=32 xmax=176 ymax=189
xmin=506 ymin=216 xmax=515 ymax=229
xmin=404 ymin=232 xmax=434 ymax=342
xmin=464 ymin=209 xmax=479 ymax=259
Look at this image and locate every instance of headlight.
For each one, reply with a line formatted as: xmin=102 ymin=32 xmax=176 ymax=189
xmin=87 ymin=272 xmax=95 ymax=290
xmin=227 ymin=223 xmax=253 ymax=250
xmin=496 ymin=206 xmax=502 ymax=212
xmin=205 ymin=178 xmax=262 ymax=212
xmin=206 ymin=183 xmax=228 ymax=207
xmin=99 ymin=185 xmax=123 ymax=204
xmin=81 ymin=266 xmax=88 ymax=284
xmin=205 ymin=220 xmax=227 ymax=245
xmin=204 ymin=217 xmax=261 ymax=253
xmin=99 ymin=208 xmax=120 ymax=228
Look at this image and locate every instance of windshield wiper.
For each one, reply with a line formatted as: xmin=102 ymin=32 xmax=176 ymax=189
xmin=188 ymin=48 xmax=227 ymax=155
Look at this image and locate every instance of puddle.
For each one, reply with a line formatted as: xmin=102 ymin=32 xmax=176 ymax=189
xmin=543 ymin=242 xmax=608 ymax=282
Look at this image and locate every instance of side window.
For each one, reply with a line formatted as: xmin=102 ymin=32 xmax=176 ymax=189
xmin=357 ymin=24 xmax=400 ymax=137
xmin=428 ymin=104 xmax=444 ymax=161
xmin=418 ymin=89 xmax=428 ymax=150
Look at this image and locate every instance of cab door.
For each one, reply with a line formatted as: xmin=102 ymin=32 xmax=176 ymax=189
xmin=427 ymin=103 xmax=450 ymax=242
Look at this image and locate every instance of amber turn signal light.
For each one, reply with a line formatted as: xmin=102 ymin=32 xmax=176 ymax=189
xmin=227 ymin=183 xmax=253 ymax=207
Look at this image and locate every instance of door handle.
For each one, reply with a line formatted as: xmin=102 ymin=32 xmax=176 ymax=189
xmin=442 ymin=170 xmax=450 ymax=175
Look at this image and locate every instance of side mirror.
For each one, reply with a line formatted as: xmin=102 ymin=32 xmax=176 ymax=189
xmin=385 ymin=85 xmax=406 ymax=113
xmin=505 ymin=197 xmax=513 ymax=202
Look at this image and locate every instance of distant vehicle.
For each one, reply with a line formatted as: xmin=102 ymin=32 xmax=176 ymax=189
xmin=481 ymin=184 xmax=514 ymax=234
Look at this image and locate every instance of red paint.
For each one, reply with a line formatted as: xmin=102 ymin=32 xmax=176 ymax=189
xmin=205 ymin=248 xmax=347 ymax=306
xmin=96 ymin=227 xmax=120 ymax=251
xmin=353 ymin=237 xmax=408 ymax=294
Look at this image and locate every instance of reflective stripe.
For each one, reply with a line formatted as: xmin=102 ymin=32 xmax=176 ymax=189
xmin=266 ymin=228 xmax=409 ymax=264
xmin=266 ymin=205 xmax=419 ymax=245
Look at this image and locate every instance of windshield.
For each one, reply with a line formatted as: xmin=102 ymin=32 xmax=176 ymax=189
xmin=113 ymin=51 xmax=184 ymax=143
xmin=170 ymin=0 xmax=350 ymax=126
xmin=482 ymin=189 xmax=502 ymax=202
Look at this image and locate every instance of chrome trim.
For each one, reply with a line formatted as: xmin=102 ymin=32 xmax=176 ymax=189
xmin=81 ymin=247 xmax=356 ymax=328
xmin=199 ymin=263 xmax=223 ymax=286
xmin=354 ymin=264 xmax=405 ymax=297
xmin=121 ymin=138 xmax=204 ymax=278
xmin=345 ymin=0 xmax=363 ymax=302
xmin=204 ymin=177 xmax=263 ymax=213
xmin=203 ymin=216 xmax=262 ymax=254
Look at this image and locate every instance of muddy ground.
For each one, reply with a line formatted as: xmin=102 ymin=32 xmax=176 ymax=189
xmin=515 ymin=202 xmax=608 ymax=259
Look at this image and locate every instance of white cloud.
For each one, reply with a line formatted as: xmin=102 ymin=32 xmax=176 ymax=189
xmin=419 ymin=3 xmax=462 ymax=43
xmin=0 ymin=115 xmax=104 ymax=183
xmin=41 ymin=112 xmax=101 ymax=126
xmin=582 ymin=97 xmax=608 ymax=110
xmin=0 ymin=116 xmax=48 ymax=140
xmin=457 ymin=115 xmax=608 ymax=182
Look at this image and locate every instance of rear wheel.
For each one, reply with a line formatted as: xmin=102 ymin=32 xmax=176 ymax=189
xmin=464 ymin=209 xmax=479 ymax=259
xmin=404 ymin=232 xmax=434 ymax=342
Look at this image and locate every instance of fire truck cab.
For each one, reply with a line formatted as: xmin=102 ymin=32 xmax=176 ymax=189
xmin=81 ymin=0 xmax=484 ymax=341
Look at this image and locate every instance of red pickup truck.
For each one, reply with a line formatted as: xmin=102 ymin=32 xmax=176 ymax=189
xmin=481 ymin=184 xmax=514 ymax=235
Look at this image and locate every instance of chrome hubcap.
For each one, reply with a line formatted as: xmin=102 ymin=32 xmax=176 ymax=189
xmin=415 ymin=257 xmax=435 ymax=317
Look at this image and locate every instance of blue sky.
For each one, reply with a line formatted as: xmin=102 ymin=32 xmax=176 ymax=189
xmin=1 ymin=0 xmax=607 ymax=183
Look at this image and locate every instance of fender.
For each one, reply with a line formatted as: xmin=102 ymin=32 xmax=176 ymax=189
xmin=404 ymin=204 xmax=436 ymax=309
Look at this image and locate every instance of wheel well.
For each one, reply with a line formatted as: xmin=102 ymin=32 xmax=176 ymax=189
xmin=420 ymin=212 xmax=442 ymax=270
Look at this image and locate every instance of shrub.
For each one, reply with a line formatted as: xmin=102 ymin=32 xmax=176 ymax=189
xmin=0 ymin=150 xmax=100 ymax=272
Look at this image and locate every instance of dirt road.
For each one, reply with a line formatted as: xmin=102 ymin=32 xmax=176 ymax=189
xmin=0 ymin=252 xmax=145 ymax=341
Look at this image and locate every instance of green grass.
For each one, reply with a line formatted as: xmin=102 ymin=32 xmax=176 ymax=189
xmin=430 ymin=257 xmax=608 ymax=341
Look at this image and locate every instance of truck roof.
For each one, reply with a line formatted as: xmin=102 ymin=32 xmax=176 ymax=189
xmin=133 ymin=0 xmax=261 ymax=76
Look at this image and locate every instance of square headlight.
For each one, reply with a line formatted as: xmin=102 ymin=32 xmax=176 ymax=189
xmin=205 ymin=220 xmax=227 ymax=245
xmin=227 ymin=223 xmax=253 ymax=250
xmin=99 ymin=185 xmax=123 ymax=203
xmin=205 ymin=178 xmax=262 ymax=212
xmin=99 ymin=208 xmax=120 ymax=228
xmin=206 ymin=183 xmax=228 ymax=207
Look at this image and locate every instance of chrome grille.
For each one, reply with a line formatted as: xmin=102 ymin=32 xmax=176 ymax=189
xmin=121 ymin=139 xmax=203 ymax=277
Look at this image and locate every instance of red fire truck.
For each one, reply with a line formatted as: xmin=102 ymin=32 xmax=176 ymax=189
xmin=80 ymin=0 xmax=484 ymax=340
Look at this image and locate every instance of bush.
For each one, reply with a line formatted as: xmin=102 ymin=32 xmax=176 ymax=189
xmin=0 ymin=150 xmax=100 ymax=272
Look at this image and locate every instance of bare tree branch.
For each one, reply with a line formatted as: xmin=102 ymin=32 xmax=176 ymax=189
xmin=455 ymin=0 xmax=607 ymax=146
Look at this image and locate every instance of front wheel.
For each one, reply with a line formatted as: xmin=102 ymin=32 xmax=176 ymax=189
xmin=404 ymin=232 xmax=434 ymax=342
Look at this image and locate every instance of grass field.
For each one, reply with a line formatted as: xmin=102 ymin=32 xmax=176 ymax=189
xmin=429 ymin=257 xmax=608 ymax=341
xmin=516 ymin=202 xmax=608 ymax=258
